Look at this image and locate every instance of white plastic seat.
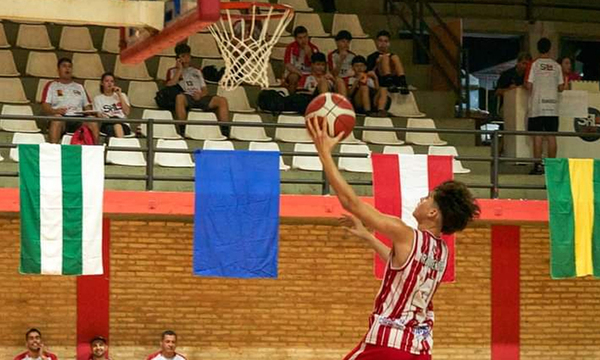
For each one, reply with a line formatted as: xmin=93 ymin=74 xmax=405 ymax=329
xmin=0 ymin=50 xmax=19 ymax=76
xmin=203 ymin=140 xmax=235 ymax=150
xmin=271 ymin=46 xmax=286 ymax=61
xmin=230 ymin=114 xmax=271 ymax=141
xmin=0 ymin=23 xmax=9 ymax=48
xmin=362 ymin=117 xmax=404 ymax=145
xmin=341 ymin=130 xmax=362 ymax=144
xmin=332 ymin=14 xmax=369 ymax=38
xmin=0 ymin=78 xmax=29 ymax=104
xmin=0 ymin=105 xmax=40 ymax=133
xmin=311 ymin=38 xmax=336 ymax=56
xmin=10 ymin=133 xmax=46 ymax=162
xmin=383 ymin=145 xmax=414 ymax=155
xmin=350 ymin=39 xmax=377 ymax=56
xmin=61 ymin=134 xmax=73 ymax=144
xmin=16 ymin=24 xmax=54 ymax=50
xmin=84 ymin=80 xmax=101 ymax=100
xmin=159 ymin=46 xmax=176 ymax=57
xmin=217 ymin=86 xmax=255 ymax=112
xmin=114 ymin=55 xmax=152 ymax=80
xmin=106 ymin=137 xmax=147 ymax=166
xmin=278 ymin=0 xmax=313 ymax=12
xmin=188 ymin=33 xmax=220 ymax=58
xmin=26 ymin=51 xmax=58 ymax=78
xmin=338 ymin=144 xmax=372 ymax=173
xmin=59 ymin=26 xmax=96 ymax=52
xmin=35 ymin=79 xmax=53 ymax=103
xmin=155 ymin=139 xmax=194 ymax=167
xmin=428 ymin=145 xmax=471 ymax=174
xmin=128 ymin=81 xmax=159 ymax=109
xmin=293 ymin=14 xmax=329 ymax=37
xmin=140 ymin=109 xmax=182 ymax=139
xmin=185 ymin=111 xmax=226 ymax=140
xmin=267 ymin=63 xmax=280 ymax=87
xmin=248 ymin=141 xmax=290 ymax=171
xmin=388 ymin=92 xmax=426 ymax=118
xmin=292 ymin=143 xmax=321 ymax=171
xmin=406 ymin=118 xmax=447 ymax=146
xmin=72 ymin=53 xmax=105 ymax=79
xmin=156 ymin=57 xmax=177 ymax=81
xmin=276 ymin=36 xmax=294 ymax=46
xmin=275 ymin=115 xmax=311 ymax=143
xmin=101 ymin=28 xmax=121 ymax=54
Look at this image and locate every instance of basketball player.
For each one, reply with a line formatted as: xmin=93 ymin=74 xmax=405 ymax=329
xmin=307 ymin=116 xmax=480 ymax=360
xmin=14 ymin=328 xmax=59 ymax=360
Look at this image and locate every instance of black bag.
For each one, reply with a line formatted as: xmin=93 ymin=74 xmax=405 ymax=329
xmin=202 ymin=65 xmax=225 ymax=84
xmin=284 ymin=93 xmax=313 ymax=114
xmin=258 ymin=89 xmax=287 ymax=113
xmin=154 ymin=84 xmax=183 ymax=110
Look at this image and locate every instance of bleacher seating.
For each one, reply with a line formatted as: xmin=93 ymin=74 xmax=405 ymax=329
xmin=0 ymin=105 xmax=40 ymax=133
xmin=84 ymin=79 xmax=101 ymax=100
xmin=35 ymin=78 xmax=53 ymax=103
xmin=106 ymin=137 xmax=147 ymax=166
xmin=188 ymin=33 xmax=220 ymax=58
xmin=185 ymin=111 xmax=227 ymax=141
xmin=0 ymin=23 xmax=9 ymax=48
xmin=0 ymin=50 xmax=19 ymax=76
xmin=59 ymin=26 xmax=96 ymax=52
xmin=350 ymin=39 xmax=377 ymax=57
xmin=293 ymin=14 xmax=329 ymax=37
xmin=156 ymin=57 xmax=177 ymax=81
xmin=26 ymin=51 xmax=58 ymax=78
xmin=16 ymin=24 xmax=54 ymax=50
xmin=338 ymin=144 xmax=372 ymax=173
xmin=203 ymin=140 xmax=235 ymax=150
xmin=114 ymin=56 xmax=152 ymax=81
xmin=406 ymin=118 xmax=447 ymax=146
xmin=230 ymin=114 xmax=272 ymax=141
xmin=362 ymin=117 xmax=404 ymax=145
xmin=248 ymin=141 xmax=290 ymax=171
xmin=101 ymin=28 xmax=121 ymax=54
xmin=428 ymin=145 xmax=471 ymax=174
xmin=292 ymin=143 xmax=321 ymax=171
xmin=155 ymin=139 xmax=194 ymax=167
xmin=310 ymin=38 xmax=336 ymax=56
xmin=139 ymin=109 xmax=182 ymax=139
xmin=128 ymin=81 xmax=159 ymax=108
xmin=383 ymin=145 xmax=414 ymax=155
xmin=72 ymin=53 xmax=105 ymax=79
xmin=278 ymin=0 xmax=313 ymax=12
xmin=217 ymin=86 xmax=255 ymax=112
xmin=332 ymin=14 xmax=369 ymax=38
xmin=10 ymin=132 xmax=46 ymax=162
xmin=0 ymin=78 xmax=29 ymax=104
xmin=275 ymin=115 xmax=312 ymax=143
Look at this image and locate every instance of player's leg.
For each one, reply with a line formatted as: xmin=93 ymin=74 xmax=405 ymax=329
xmin=48 ymin=120 xmax=66 ymax=144
xmin=336 ymin=77 xmax=348 ymax=97
xmin=174 ymin=93 xmax=189 ymax=120
xmin=317 ymin=77 xmax=331 ymax=94
xmin=207 ymin=95 xmax=230 ymax=137
xmin=286 ymin=73 xmax=301 ymax=94
xmin=389 ymin=55 xmax=410 ymax=94
xmin=359 ymin=85 xmax=372 ymax=113
xmin=87 ymin=121 xmax=101 ymax=144
xmin=113 ymin=124 xmax=125 ymax=138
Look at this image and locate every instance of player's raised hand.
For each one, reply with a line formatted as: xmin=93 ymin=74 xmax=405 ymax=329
xmin=306 ymin=115 xmax=344 ymax=155
xmin=338 ymin=214 xmax=372 ymax=240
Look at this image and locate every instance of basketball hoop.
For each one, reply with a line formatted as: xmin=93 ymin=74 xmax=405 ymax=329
xmin=208 ymin=2 xmax=294 ymax=90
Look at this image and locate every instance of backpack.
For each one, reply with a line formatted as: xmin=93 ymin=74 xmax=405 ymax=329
xmin=257 ymin=89 xmax=287 ymax=113
xmin=284 ymin=93 xmax=313 ymax=114
xmin=202 ymin=65 xmax=225 ymax=84
xmin=70 ymin=124 xmax=95 ymax=145
xmin=154 ymin=84 xmax=184 ymax=110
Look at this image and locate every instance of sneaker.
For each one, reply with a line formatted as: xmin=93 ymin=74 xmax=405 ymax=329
xmin=387 ymin=84 xmax=400 ymax=93
xmin=399 ymin=86 xmax=410 ymax=95
xmin=374 ymin=109 xmax=389 ymax=117
xmin=529 ymin=163 xmax=544 ymax=175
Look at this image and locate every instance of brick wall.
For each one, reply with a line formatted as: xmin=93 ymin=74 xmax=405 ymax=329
xmin=1 ymin=217 xmax=600 ymax=359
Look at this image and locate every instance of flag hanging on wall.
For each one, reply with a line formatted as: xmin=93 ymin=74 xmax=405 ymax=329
xmin=19 ymin=144 xmax=105 ymax=275
xmin=193 ymin=150 xmax=280 ymax=279
xmin=545 ymin=158 xmax=600 ymax=278
xmin=371 ymin=154 xmax=455 ymax=282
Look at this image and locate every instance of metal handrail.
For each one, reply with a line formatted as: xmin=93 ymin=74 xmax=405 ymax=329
xmin=2 ymin=114 xmax=600 ymax=198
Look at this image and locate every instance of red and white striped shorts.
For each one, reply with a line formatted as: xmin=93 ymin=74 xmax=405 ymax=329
xmin=343 ymin=342 xmax=432 ymax=360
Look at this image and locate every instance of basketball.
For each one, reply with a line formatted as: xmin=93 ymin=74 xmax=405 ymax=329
xmin=305 ymin=92 xmax=356 ymax=140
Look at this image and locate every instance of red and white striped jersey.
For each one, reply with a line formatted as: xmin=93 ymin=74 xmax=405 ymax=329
xmin=146 ymin=351 xmax=187 ymax=360
xmin=364 ymin=229 xmax=448 ymax=355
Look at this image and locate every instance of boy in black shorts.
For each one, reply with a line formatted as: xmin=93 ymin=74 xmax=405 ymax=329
xmin=366 ymin=30 xmax=410 ymax=95
xmin=345 ymin=56 xmax=390 ymax=116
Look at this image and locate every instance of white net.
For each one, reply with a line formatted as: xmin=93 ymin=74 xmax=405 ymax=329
xmin=208 ymin=3 xmax=294 ymax=90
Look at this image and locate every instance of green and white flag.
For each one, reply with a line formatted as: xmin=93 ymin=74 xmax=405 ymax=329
xmin=19 ymin=144 xmax=104 ymax=275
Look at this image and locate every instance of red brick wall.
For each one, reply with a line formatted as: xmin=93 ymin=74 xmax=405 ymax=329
xmin=1 ymin=217 xmax=600 ymax=359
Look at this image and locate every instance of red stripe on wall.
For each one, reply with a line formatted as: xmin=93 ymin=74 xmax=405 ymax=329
xmin=491 ymin=225 xmax=520 ymax=360
xmin=371 ymin=154 xmax=402 ymax=279
xmin=427 ymin=155 xmax=455 ymax=282
xmin=76 ymin=219 xmax=110 ymax=360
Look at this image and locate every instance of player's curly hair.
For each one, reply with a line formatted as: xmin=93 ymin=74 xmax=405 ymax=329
xmin=433 ymin=180 xmax=480 ymax=234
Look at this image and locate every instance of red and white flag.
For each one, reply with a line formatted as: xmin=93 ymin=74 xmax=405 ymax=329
xmin=371 ymin=153 xmax=455 ymax=282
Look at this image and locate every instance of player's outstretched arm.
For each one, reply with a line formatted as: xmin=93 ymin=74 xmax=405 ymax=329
xmin=307 ymin=116 xmax=414 ymax=264
xmin=339 ymin=214 xmax=390 ymax=262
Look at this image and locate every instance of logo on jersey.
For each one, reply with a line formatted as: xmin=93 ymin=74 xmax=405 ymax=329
xmin=57 ymin=90 xmax=63 ymax=97
xmin=540 ymin=63 xmax=554 ymax=71
xmin=574 ymin=107 xmax=600 ymax=142
xmin=419 ymin=253 xmax=445 ymax=271
xmin=73 ymin=90 xmax=82 ymax=96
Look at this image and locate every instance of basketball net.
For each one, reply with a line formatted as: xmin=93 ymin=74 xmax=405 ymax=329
xmin=208 ymin=3 xmax=293 ymax=90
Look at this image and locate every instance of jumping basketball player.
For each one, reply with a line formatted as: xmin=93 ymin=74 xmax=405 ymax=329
xmin=307 ymin=116 xmax=480 ymax=360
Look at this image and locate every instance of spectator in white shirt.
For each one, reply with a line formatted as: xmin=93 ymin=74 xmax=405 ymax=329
xmin=41 ymin=58 xmax=98 ymax=144
xmin=93 ymin=72 xmax=131 ymax=138
xmin=146 ymin=330 xmax=186 ymax=360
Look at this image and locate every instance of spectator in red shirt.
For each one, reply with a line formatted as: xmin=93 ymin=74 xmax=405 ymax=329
xmin=558 ymin=56 xmax=581 ymax=89
xmin=13 ymin=328 xmax=59 ymax=360
xmin=283 ymin=26 xmax=320 ymax=94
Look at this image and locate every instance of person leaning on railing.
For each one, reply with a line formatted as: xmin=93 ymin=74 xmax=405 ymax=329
xmin=495 ymin=51 xmax=532 ymax=98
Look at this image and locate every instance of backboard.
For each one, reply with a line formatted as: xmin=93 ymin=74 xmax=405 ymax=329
xmin=120 ymin=0 xmax=220 ymax=64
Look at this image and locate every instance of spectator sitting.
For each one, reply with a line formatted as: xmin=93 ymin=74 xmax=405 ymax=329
xmin=14 ymin=328 xmax=59 ymax=360
xmin=166 ymin=43 xmax=230 ymax=136
xmin=345 ymin=55 xmax=390 ymax=117
xmin=299 ymin=52 xmax=336 ymax=97
xmin=328 ymin=30 xmax=356 ymax=97
xmin=146 ymin=330 xmax=186 ymax=360
xmin=558 ymin=56 xmax=581 ymax=90
xmin=89 ymin=336 xmax=111 ymax=360
xmin=495 ymin=52 xmax=532 ymax=97
xmin=366 ymin=30 xmax=410 ymax=95
xmin=93 ymin=72 xmax=131 ymax=138
xmin=41 ymin=57 xmax=98 ymax=144
xmin=283 ymin=26 xmax=319 ymax=94
xmin=525 ymin=37 xmax=564 ymax=175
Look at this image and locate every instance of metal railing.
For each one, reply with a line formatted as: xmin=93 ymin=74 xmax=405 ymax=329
xmin=1 ymin=114 xmax=599 ymax=198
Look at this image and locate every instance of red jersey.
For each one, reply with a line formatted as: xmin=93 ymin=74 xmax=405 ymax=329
xmin=363 ymin=229 xmax=448 ymax=355
xmin=14 ymin=351 xmax=59 ymax=360
xmin=283 ymin=41 xmax=319 ymax=75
